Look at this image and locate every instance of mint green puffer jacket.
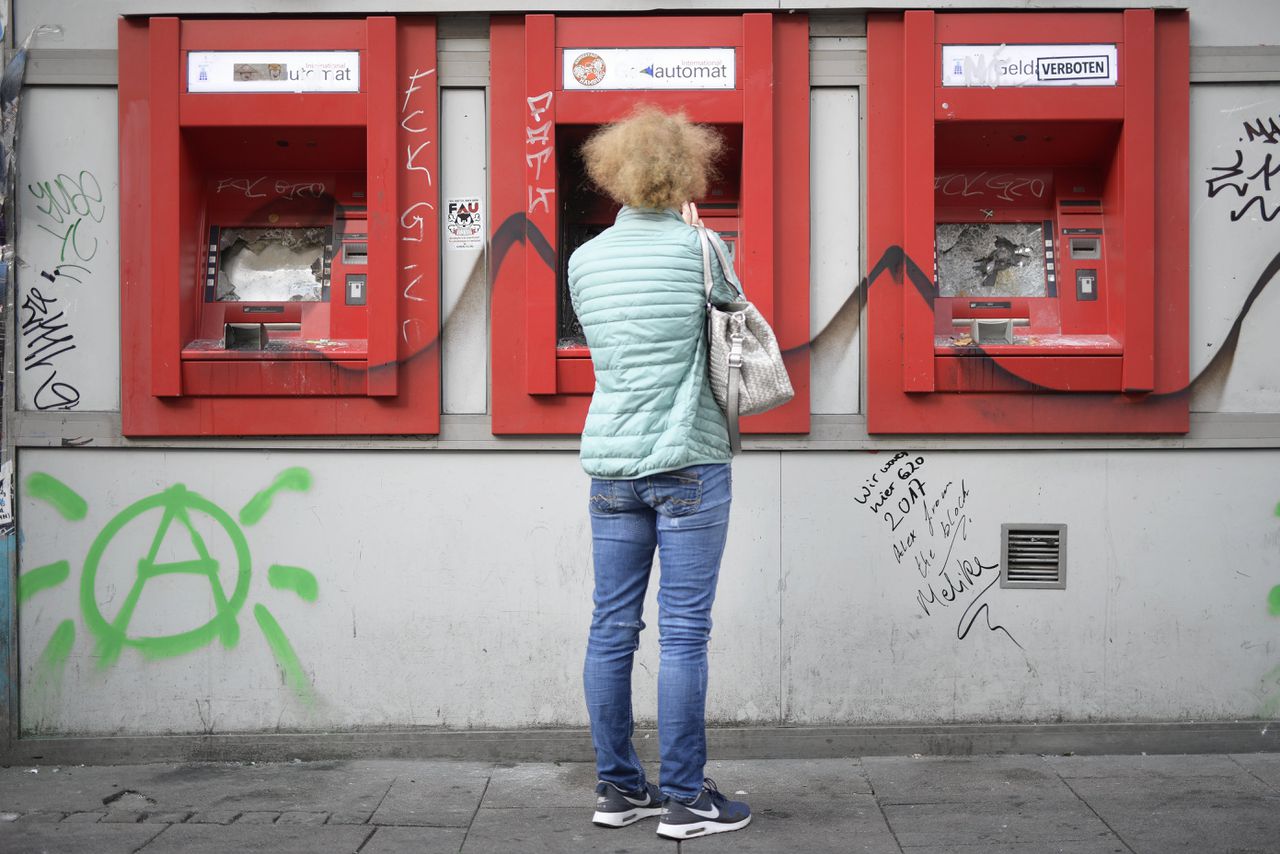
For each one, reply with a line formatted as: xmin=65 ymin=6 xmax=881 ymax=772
xmin=568 ymin=206 xmax=742 ymax=479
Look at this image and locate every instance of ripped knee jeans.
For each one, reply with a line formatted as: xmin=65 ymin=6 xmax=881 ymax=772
xmin=582 ymin=463 xmax=731 ymax=802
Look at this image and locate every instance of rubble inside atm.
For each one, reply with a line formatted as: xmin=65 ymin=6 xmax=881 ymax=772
xmin=216 ymin=227 xmax=328 ymax=302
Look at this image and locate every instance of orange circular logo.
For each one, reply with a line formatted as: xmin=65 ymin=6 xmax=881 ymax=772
xmin=572 ymin=52 xmax=606 ymax=87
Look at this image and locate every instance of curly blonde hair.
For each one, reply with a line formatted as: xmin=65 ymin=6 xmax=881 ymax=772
xmin=581 ymin=107 xmax=723 ymax=210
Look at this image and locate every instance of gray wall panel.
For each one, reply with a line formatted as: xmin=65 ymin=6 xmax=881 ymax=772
xmin=16 ymin=448 xmax=1280 ymax=734
xmin=780 ymin=450 xmax=1279 ymax=723
xmin=1189 ymin=83 xmax=1280 ymax=414
xmin=441 ymin=90 xmax=489 ymax=415
xmin=15 ymin=87 xmax=120 ymax=413
xmin=22 ymin=3 xmax=1255 ymax=54
xmin=17 ymin=450 xmax=783 ymax=734
xmin=809 ymin=88 xmax=860 ymax=415
xmin=1186 ymin=0 xmax=1280 ymax=47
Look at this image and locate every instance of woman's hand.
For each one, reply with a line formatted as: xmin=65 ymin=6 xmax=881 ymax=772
xmin=681 ymin=201 xmax=703 ymax=227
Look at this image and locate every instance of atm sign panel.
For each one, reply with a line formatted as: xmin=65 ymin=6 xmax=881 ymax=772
xmin=941 ymin=44 xmax=1118 ymax=88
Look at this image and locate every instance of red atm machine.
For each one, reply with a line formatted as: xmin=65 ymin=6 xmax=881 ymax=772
xmin=868 ymin=10 xmax=1189 ymax=433
xmin=119 ymin=17 xmax=440 ymax=435
xmin=489 ymin=14 xmax=810 ymax=435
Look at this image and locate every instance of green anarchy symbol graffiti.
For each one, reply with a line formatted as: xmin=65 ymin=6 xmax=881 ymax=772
xmin=80 ymin=484 xmax=251 ymax=666
xmin=23 ymin=467 xmax=320 ymax=707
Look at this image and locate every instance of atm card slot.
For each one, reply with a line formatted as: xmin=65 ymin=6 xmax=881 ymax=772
xmin=224 ymin=322 xmax=302 ymax=351
xmin=951 ymin=318 xmax=1030 ymax=345
xmin=342 ymin=242 xmax=368 ymax=264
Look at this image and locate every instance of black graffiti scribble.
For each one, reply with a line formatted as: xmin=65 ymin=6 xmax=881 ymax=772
xmin=957 ymin=574 xmax=1023 ymax=649
xmin=20 ymin=286 xmax=81 ymax=410
xmin=26 ymin=173 xmax=102 ymax=410
xmin=883 ymin=458 xmax=1020 ymax=650
xmin=1243 ymin=115 xmax=1280 ymax=145
xmin=39 ymin=263 xmax=90 ymax=285
xmin=1208 ymin=149 xmax=1280 ymax=222
xmin=1207 ymin=112 xmax=1280 ymax=222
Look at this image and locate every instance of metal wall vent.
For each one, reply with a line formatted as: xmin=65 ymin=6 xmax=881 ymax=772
xmin=1001 ymin=524 xmax=1067 ymax=589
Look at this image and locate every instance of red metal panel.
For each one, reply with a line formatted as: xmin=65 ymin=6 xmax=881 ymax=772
xmin=179 ymin=94 xmax=366 ymax=127
xmin=490 ymin=17 xmax=587 ymax=433
xmin=902 ymin=12 xmax=935 ymax=393
xmin=556 ymin=357 xmax=595 ymax=394
xmin=488 ymin=16 xmax=525 ymax=431
xmin=394 ymin=16 xmax=441 ymax=427
xmin=555 ymin=16 xmax=742 ymax=47
xmin=120 ymin=16 xmax=441 ymax=436
xmin=149 ymin=18 xmax=182 ymax=397
xmin=865 ymin=12 xmax=907 ymax=434
xmin=1153 ymin=12 xmax=1190 ymax=395
xmin=525 ymin=14 xmax=558 ymax=395
xmin=1121 ymin=9 xmax=1156 ymax=392
xmin=120 ymin=17 xmax=153 ymax=434
xmin=866 ymin=9 xmax=1188 ymax=434
xmin=553 ymin=92 xmax=742 ymax=124
xmin=742 ymin=11 xmax=810 ymax=435
xmin=366 ymin=17 xmax=398 ymax=396
xmin=177 ymin=19 xmax=368 ymax=50
xmin=935 ymin=356 xmax=1122 ymax=393
xmin=878 ymin=389 xmax=1187 ymax=434
xmin=935 ymin=13 xmax=1124 ymax=43
xmin=741 ymin=14 xmax=774 ymax=321
xmin=935 ymin=89 xmax=1125 ymax=123
xmin=490 ymin=13 xmax=809 ymax=435
xmin=182 ymin=361 xmax=369 ymax=396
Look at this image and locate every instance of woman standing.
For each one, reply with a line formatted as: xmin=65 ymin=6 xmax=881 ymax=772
xmin=568 ymin=107 xmax=752 ymax=840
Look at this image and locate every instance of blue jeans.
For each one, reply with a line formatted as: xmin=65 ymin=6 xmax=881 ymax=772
xmin=583 ymin=463 xmax=732 ymax=802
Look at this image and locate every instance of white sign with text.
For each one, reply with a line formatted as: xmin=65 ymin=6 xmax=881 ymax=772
xmin=942 ymin=44 xmax=1118 ymax=88
xmin=188 ymin=51 xmax=360 ymax=93
xmin=562 ymin=48 xmax=735 ymax=91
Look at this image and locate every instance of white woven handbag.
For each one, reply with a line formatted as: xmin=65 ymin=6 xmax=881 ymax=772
xmin=696 ymin=225 xmax=794 ymax=454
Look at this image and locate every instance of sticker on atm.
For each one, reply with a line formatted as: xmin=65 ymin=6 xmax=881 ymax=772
xmin=446 ymin=198 xmax=484 ymax=251
xmin=941 ymin=44 xmax=1118 ymax=88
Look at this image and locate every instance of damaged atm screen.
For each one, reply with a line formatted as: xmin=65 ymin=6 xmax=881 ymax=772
xmin=935 ymin=222 xmax=1047 ymax=298
xmin=216 ymin=227 xmax=329 ymax=302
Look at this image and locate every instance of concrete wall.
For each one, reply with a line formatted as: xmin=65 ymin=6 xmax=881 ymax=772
xmin=7 ymin=1 xmax=1280 ymax=741
xmin=17 ymin=448 xmax=1280 ymax=734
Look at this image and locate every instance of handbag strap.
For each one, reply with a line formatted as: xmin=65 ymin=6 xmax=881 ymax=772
xmin=697 ymin=225 xmax=743 ymax=455
xmin=696 ymin=224 xmax=715 ymax=301
xmin=697 ymin=225 xmax=745 ymax=300
xmin=726 ymin=353 xmax=742 ymax=455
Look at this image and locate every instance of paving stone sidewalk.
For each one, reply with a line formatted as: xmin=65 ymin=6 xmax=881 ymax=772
xmin=1 ymin=753 xmax=1278 ymax=853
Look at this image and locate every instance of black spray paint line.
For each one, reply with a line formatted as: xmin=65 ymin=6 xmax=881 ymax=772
xmin=196 ymin=202 xmax=542 ymax=373
xmin=364 ymin=209 xmax=550 ymax=370
xmin=800 ymin=243 xmax=1280 ymax=398
xmin=956 ymin=576 xmax=1023 ymax=650
xmin=182 ymin=206 xmax=1280 ymax=395
xmin=1189 ymin=246 xmax=1280 ymax=392
xmin=482 ymin=215 xmax=1278 ymax=400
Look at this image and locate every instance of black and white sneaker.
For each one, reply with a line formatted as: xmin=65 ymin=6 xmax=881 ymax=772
xmin=592 ymin=780 xmax=664 ymax=828
xmin=656 ymin=778 xmax=752 ymax=839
